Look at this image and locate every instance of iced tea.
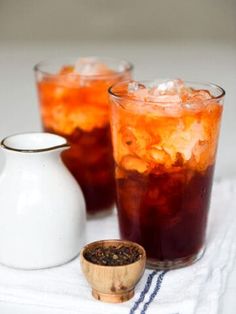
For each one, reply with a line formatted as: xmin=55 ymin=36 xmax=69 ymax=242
xmin=35 ymin=58 xmax=132 ymax=214
xmin=109 ymin=80 xmax=224 ymax=268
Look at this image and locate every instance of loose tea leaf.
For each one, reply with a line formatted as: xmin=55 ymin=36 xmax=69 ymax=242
xmin=84 ymin=245 xmax=142 ymax=266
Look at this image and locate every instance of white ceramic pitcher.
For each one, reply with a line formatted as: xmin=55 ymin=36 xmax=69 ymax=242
xmin=0 ymin=132 xmax=86 ymax=269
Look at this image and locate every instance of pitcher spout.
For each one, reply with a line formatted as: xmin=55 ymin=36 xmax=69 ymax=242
xmin=1 ymin=132 xmax=70 ymax=154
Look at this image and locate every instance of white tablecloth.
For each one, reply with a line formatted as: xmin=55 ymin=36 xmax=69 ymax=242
xmin=0 ymin=178 xmax=235 ymax=314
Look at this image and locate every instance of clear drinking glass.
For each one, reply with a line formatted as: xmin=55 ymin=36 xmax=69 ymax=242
xmin=34 ymin=57 xmax=133 ymax=214
xmin=109 ymin=79 xmax=224 ymax=269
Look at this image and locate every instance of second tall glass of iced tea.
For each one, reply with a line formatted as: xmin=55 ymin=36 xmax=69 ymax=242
xmin=109 ymin=80 xmax=224 ymax=269
xmin=35 ymin=57 xmax=132 ymax=214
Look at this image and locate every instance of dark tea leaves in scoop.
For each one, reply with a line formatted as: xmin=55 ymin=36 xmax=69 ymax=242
xmin=84 ymin=245 xmax=141 ymax=266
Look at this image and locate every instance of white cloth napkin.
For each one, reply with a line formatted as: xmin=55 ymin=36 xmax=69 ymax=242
xmin=0 ymin=178 xmax=235 ymax=314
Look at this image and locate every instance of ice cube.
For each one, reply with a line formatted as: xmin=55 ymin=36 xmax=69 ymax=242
xmin=182 ymin=102 xmax=204 ymax=111
xmin=148 ymin=146 xmax=171 ymax=164
xmin=127 ymin=82 xmax=147 ymax=101
xmin=190 ymin=89 xmax=212 ymax=100
xmin=160 ymin=79 xmax=184 ymax=93
xmin=74 ymin=58 xmax=112 ymax=75
xmin=121 ymin=155 xmax=148 ymax=173
xmin=128 ymin=81 xmax=140 ymax=93
xmin=163 ymin=103 xmax=183 ymax=117
xmin=182 ymin=89 xmax=212 ymax=111
xmin=149 ymin=79 xmax=184 ymax=95
xmin=165 ymin=121 xmax=205 ymax=162
xmin=147 ymin=94 xmax=181 ymax=103
xmin=146 ymin=79 xmax=184 ymax=103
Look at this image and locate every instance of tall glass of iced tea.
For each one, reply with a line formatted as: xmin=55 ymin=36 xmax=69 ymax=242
xmin=35 ymin=57 xmax=133 ymax=214
xmin=109 ymin=79 xmax=224 ymax=269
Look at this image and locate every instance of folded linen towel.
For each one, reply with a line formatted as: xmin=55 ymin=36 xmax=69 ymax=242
xmin=0 ymin=178 xmax=235 ymax=314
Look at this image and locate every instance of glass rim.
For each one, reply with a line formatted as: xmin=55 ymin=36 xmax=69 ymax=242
xmin=108 ymin=79 xmax=226 ymax=105
xmin=34 ymin=56 xmax=133 ymax=80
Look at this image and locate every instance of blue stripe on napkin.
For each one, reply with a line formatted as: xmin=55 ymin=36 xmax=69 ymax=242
xmin=130 ymin=270 xmax=169 ymax=313
xmin=129 ymin=270 xmax=159 ymax=314
xmin=140 ymin=270 xmax=169 ymax=314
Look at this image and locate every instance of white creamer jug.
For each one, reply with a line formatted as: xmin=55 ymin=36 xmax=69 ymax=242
xmin=0 ymin=132 xmax=86 ymax=269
